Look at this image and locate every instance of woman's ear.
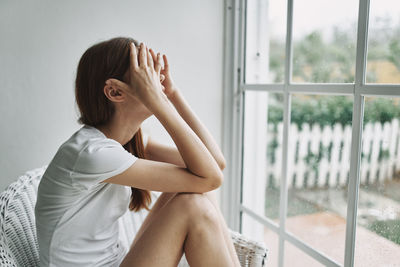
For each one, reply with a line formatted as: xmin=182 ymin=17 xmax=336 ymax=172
xmin=103 ymin=84 xmax=125 ymax=102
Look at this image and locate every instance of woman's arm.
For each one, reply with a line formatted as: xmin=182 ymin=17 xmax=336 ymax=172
xmin=103 ymin=43 xmax=222 ymax=193
xmin=146 ymin=50 xmax=226 ymax=170
xmin=168 ymin=90 xmax=226 ymax=169
xmin=144 ymin=89 xmax=226 ymax=171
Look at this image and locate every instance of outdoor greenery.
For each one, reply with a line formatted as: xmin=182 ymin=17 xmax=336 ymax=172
xmin=266 ymin=18 xmax=400 ymax=126
xmin=269 ymin=18 xmax=400 ymax=83
xmin=268 ymin=96 xmax=400 ymax=128
xmin=262 ymin=16 xmax=400 ymax=250
xmin=367 ymin=219 xmax=400 ymax=245
xmin=265 ymin=187 xmax=400 ymax=246
xmin=266 ymin=96 xmax=398 ymax=176
xmin=264 ymin=187 xmax=323 ymax=220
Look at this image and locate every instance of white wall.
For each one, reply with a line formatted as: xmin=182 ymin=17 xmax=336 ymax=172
xmin=0 ymin=0 xmax=224 ymax=191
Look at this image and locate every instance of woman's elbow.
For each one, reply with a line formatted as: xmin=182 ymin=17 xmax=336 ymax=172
xmin=218 ymin=160 xmax=226 ymax=171
xmin=217 ymin=155 xmax=226 ymax=170
xmin=209 ymin=170 xmax=224 ymax=190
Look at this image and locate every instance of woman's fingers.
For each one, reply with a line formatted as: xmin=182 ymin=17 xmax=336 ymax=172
xmin=106 ymin=78 xmax=130 ymax=92
xmin=157 ymin=53 xmax=162 ymax=74
xmin=149 ymin=49 xmax=162 ymax=74
xmin=162 ymin=54 xmax=169 ymax=71
xmin=139 ymin=42 xmax=147 ymax=67
xmin=149 ymin=48 xmax=156 ymax=63
xmin=146 ymin=46 xmax=154 ymax=70
xmin=130 ymin=43 xmax=139 ymax=69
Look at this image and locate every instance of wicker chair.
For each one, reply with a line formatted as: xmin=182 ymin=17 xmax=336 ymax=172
xmin=0 ymin=166 xmax=268 ymax=266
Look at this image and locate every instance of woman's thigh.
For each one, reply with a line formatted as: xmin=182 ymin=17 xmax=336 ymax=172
xmin=119 ymin=193 xmax=190 ymax=267
xmin=129 ymin=192 xmax=177 ymax=249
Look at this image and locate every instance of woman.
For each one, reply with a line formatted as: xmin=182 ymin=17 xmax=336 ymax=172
xmin=34 ymin=37 xmax=240 ymax=267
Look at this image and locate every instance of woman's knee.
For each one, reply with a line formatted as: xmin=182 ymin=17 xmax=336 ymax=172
xmin=171 ymin=193 xmax=219 ymax=225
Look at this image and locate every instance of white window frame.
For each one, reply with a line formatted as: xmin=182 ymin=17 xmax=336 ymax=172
xmin=220 ymin=0 xmax=400 ymax=266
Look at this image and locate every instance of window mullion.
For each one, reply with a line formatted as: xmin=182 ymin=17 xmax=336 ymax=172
xmin=234 ymin=0 xmax=247 ymax=232
xmin=221 ymin=0 xmax=244 ymax=232
xmin=278 ymin=0 xmax=294 ymax=267
xmin=344 ymin=0 xmax=370 ymax=266
xmin=284 ymin=0 xmax=294 ymax=86
xmin=345 ymin=92 xmax=364 ymax=267
xmin=354 ymin=0 xmax=370 ymax=88
xmin=278 ymin=91 xmax=291 ymax=267
xmin=360 ymin=84 xmax=400 ymax=96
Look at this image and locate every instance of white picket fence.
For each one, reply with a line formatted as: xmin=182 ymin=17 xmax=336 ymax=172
xmin=266 ymin=119 xmax=400 ymax=189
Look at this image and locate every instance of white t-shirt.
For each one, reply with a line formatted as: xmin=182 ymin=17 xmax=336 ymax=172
xmin=35 ymin=125 xmax=146 ymax=267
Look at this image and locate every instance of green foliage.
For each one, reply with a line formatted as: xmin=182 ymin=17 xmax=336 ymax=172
xmin=264 ymin=187 xmax=323 ymax=219
xmin=267 ymin=96 xmax=400 ymax=127
xmin=291 ymin=29 xmax=357 ymax=83
xmin=268 ymin=19 xmax=400 ymax=83
xmin=388 ymin=38 xmax=400 ymax=70
xmin=267 ymin=97 xmax=399 ymax=169
xmin=263 ymin=18 xmax=400 ymax=247
xmin=267 ymin=135 xmax=278 ymax=164
xmin=269 ymin=40 xmax=285 ymax=82
xmin=369 ymin=17 xmax=400 ymax=70
xmin=267 ymin=104 xmax=284 ymax=126
xmin=364 ymin=98 xmax=400 ymax=124
xmin=367 ymin=219 xmax=400 ymax=245
xmin=291 ymin=96 xmax=353 ymax=128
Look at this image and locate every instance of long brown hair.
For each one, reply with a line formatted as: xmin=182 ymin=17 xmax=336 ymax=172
xmin=75 ymin=37 xmax=152 ymax=212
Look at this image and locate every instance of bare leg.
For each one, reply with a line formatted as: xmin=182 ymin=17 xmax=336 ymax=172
xmin=120 ymin=193 xmax=234 ymax=267
xmin=204 ymin=190 xmax=241 ymax=267
xmin=129 ymin=192 xmax=177 ymax=249
xmin=140 ymin=191 xmax=240 ymax=266
xmin=141 ymin=191 xmax=240 ymax=266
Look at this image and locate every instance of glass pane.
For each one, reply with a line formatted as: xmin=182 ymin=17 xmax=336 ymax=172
xmin=284 ymin=242 xmax=324 ymax=267
xmin=287 ymin=94 xmax=354 ymax=265
xmin=354 ymin=96 xmax=400 ymax=266
xmin=245 ymin=0 xmax=287 ymax=83
xmin=242 ymin=91 xmax=284 ymax=223
xmin=366 ymin=0 xmax=400 ymax=83
xmin=241 ymin=212 xmax=278 ymax=267
xmin=292 ymin=0 xmax=358 ymax=83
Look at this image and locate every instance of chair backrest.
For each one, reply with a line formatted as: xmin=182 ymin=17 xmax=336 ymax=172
xmin=0 ymin=166 xmax=46 ymax=267
xmin=0 ymin=166 xmax=161 ymax=267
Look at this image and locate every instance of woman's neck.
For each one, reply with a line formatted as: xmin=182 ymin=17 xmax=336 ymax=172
xmin=97 ymin=115 xmax=142 ymax=146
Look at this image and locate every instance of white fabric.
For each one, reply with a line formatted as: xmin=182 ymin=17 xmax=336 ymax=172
xmin=34 ymin=125 xmax=146 ymax=267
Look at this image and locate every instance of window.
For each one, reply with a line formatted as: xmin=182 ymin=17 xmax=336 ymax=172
xmin=222 ymin=0 xmax=400 ymax=266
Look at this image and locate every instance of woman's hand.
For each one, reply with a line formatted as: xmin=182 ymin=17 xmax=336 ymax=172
xmin=106 ymin=42 xmax=165 ymax=109
xmin=149 ymin=49 xmax=179 ymax=99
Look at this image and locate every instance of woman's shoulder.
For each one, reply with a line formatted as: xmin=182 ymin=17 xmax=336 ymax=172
xmin=48 ymin=125 xmax=120 ymax=170
xmin=68 ymin=125 xmax=135 ymax=172
xmin=47 ymin=125 xmax=136 ymax=190
xmin=60 ymin=125 xmax=119 ymax=153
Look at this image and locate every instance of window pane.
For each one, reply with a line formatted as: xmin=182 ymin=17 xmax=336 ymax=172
xmin=284 ymin=242 xmax=324 ymax=267
xmin=354 ymin=97 xmax=400 ymax=266
xmin=366 ymin=0 xmax=400 ymax=83
xmin=242 ymin=91 xmax=284 ymax=223
xmin=241 ymin=212 xmax=279 ymax=267
xmin=287 ymin=94 xmax=353 ymax=264
xmin=263 ymin=227 xmax=279 ymax=267
xmin=292 ymin=0 xmax=358 ymax=83
xmin=245 ymin=0 xmax=287 ymax=83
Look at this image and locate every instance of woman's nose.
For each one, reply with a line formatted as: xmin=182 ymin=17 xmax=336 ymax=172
xmin=160 ymin=74 xmax=165 ymax=83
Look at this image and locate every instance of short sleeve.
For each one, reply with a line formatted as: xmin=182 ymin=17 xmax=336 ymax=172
xmin=71 ymin=138 xmax=137 ymax=190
